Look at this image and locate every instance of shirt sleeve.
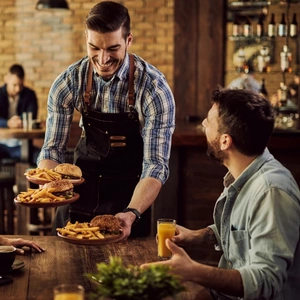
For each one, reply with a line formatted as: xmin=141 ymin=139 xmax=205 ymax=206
xmin=37 ymin=73 xmax=75 ymax=164
xmin=238 ymin=188 xmax=300 ymax=299
xmin=139 ymin=74 xmax=175 ymax=185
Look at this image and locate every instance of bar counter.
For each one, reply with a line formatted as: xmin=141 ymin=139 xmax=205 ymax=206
xmin=0 ymin=235 xmax=214 ymax=300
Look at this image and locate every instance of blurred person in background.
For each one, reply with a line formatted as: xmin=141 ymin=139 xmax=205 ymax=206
xmin=0 ymin=64 xmax=38 ymax=164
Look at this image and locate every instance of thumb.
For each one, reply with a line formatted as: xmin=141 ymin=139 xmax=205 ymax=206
xmin=165 ymin=238 xmax=185 ymax=255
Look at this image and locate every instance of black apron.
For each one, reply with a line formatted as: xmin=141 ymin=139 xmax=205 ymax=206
xmin=53 ymin=55 xmax=151 ymax=237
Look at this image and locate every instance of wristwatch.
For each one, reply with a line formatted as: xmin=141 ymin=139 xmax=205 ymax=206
xmin=123 ymin=207 xmax=141 ymax=226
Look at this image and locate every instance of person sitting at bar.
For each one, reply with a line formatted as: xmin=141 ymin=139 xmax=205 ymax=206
xmin=142 ymin=87 xmax=300 ymax=299
xmin=0 ymin=235 xmax=44 ymax=254
xmin=0 ymin=64 xmax=39 ymax=164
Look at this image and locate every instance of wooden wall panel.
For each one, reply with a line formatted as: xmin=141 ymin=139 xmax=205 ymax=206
xmin=174 ymin=0 xmax=226 ymax=121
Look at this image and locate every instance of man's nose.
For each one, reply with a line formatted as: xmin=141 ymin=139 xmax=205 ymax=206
xmin=98 ymin=50 xmax=110 ymax=65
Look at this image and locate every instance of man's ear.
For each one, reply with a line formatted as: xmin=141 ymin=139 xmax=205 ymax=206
xmin=220 ymin=133 xmax=232 ymax=151
xmin=127 ymin=33 xmax=133 ymax=47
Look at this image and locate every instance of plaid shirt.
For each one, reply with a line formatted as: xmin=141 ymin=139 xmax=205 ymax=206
xmin=37 ymin=53 xmax=175 ymax=184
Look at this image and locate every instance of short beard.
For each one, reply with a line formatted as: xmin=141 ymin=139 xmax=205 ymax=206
xmin=206 ymin=137 xmax=226 ymax=165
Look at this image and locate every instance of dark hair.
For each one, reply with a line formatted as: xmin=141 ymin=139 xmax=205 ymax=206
xmin=85 ymin=1 xmax=131 ymax=40
xmin=9 ymin=64 xmax=25 ymax=79
xmin=211 ymin=87 xmax=275 ymax=156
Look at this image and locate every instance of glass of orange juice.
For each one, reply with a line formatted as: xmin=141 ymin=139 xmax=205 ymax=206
xmin=53 ymin=284 xmax=84 ymax=300
xmin=157 ymin=218 xmax=176 ymax=259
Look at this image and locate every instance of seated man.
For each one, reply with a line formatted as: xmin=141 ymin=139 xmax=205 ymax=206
xmin=0 ymin=64 xmax=39 ymax=164
xmin=142 ymin=87 xmax=300 ymax=299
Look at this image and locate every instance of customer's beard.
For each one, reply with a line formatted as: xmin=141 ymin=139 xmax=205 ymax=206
xmin=206 ymin=137 xmax=226 ymax=165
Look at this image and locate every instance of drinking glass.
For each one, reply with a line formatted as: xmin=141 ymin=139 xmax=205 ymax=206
xmin=157 ymin=219 xmax=176 ymax=259
xmin=53 ymin=284 xmax=84 ymax=300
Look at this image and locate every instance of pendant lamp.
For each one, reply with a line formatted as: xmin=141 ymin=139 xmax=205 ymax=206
xmin=36 ymin=0 xmax=69 ymax=10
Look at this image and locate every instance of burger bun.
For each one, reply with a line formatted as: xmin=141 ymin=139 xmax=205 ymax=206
xmin=54 ymin=163 xmax=82 ymax=179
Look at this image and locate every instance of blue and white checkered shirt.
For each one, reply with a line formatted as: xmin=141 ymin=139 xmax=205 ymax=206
xmin=37 ymin=53 xmax=175 ymax=184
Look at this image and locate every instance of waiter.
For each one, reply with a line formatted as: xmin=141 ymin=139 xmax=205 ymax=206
xmin=37 ymin=1 xmax=175 ymax=239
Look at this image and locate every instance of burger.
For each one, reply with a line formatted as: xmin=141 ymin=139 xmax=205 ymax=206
xmin=89 ymin=215 xmax=121 ymax=235
xmin=42 ymin=179 xmax=74 ymax=199
xmin=54 ymin=163 xmax=82 ymax=180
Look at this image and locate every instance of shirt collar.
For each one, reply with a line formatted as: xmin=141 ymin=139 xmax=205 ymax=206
xmin=224 ymin=148 xmax=273 ymax=191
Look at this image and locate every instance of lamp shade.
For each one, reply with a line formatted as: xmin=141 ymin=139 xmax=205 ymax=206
xmin=36 ymin=0 xmax=69 ymax=10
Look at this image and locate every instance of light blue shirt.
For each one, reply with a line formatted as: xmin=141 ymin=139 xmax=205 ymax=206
xmin=37 ymin=53 xmax=175 ymax=184
xmin=209 ymin=148 xmax=300 ymax=300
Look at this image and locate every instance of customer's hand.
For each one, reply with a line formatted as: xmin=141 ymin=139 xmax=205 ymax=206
xmin=141 ymin=238 xmax=197 ymax=282
xmin=171 ymin=224 xmax=197 ymax=245
xmin=2 ymin=237 xmax=45 ymax=254
xmin=7 ymin=115 xmax=22 ymax=129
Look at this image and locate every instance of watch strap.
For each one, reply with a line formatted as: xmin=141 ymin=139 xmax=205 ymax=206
xmin=123 ymin=207 xmax=141 ymax=226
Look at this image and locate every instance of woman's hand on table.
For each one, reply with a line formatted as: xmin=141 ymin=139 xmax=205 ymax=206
xmin=1 ymin=237 xmax=45 ymax=254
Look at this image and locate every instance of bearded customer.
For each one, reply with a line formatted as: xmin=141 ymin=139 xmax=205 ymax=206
xmin=141 ymin=87 xmax=300 ymax=299
xmin=37 ymin=1 xmax=175 ymax=238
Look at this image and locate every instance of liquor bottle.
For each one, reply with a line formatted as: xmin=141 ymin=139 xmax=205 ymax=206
xmin=290 ymin=13 xmax=298 ymax=38
xmin=243 ymin=17 xmax=252 ymax=37
xmin=280 ymin=45 xmax=292 ymax=73
xmin=232 ymin=16 xmax=241 ymax=37
xmin=259 ymin=78 xmax=268 ymax=98
xmin=279 ymin=82 xmax=287 ymax=106
xmin=268 ymin=13 xmax=276 ymax=37
xmin=256 ymin=14 xmax=264 ymax=37
xmin=278 ymin=13 xmax=287 ymax=37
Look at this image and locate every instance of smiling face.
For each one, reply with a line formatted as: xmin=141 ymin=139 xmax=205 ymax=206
xmin=86 ymin=28 xmax=132 ymax=80
xmin=202 ymin=104 xmax=227 ymax=164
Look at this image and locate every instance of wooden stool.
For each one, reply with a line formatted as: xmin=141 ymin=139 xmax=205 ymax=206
xmin=0 ymin=172 xmax=15 ymax=234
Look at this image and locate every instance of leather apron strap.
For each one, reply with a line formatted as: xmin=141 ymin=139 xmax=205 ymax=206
xmin=83 ymin=54 xmax=135 ymax=115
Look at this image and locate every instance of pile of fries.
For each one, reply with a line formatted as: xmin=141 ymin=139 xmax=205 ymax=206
xmin=57 ymin=221 xmax=105 ymax=240
xmin=24 ymin=168 xmax=62 ymax=181
xmin=17 ymin=187 xmax=67 ymax=203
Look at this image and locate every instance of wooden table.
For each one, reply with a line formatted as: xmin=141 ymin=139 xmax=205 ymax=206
xmin=0 ymin=128 xmax=45 ymax=163
xmin=0 ymin=235 xmax=216 ymax=300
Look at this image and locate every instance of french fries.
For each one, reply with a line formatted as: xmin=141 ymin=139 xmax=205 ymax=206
xmin=24 ymin=168 xmax=62 ymax=181
xmin=56 ymin=221 xmax=105 ymax=240
xmin=17 ymin=187 xmax=66 ymax=203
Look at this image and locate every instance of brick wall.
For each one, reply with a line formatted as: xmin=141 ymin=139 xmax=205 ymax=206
xmin=0 ymin=0 xmax=174 ymax=121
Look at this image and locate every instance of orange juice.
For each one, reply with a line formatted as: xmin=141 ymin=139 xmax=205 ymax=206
xmin=54 ymin=293 xmax=84 ymax=300
xmin=157 ymin=220 xmax=176 ymax=258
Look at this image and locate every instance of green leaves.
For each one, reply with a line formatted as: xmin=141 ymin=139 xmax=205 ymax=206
xmin=86 ymin=257 xmax=185 ymax=300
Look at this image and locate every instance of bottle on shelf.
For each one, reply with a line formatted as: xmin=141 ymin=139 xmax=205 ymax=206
xmin=290 ymin=13 xmax=298 ymax=38
xmin=256 ymin=14 xmax=264 ymax=37
xmin=279 ymin=82 xmax=287 ymax=107
xmin=268 ymin=13 xmax=276 ymax=38
xmin=235 ymin=47 xmax=248 ymax=73
xmin=232 ymin=16 xmax=242 ymax=37
xmin=259 ymin=78 xmax=268 ymax=98
xmin=280 ymin=45 xmax=292 ymax=73
xmin=257 ymin=46 xmax=271 ymax=73
xmin=243 ymin=17 xmax=253 ymax=37
xmin=278 ymin=13 xmax=287 ymax=37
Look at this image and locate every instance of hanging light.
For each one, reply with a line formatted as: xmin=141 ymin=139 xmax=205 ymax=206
xmin=36 ymin=0 xmax=69 ymax=10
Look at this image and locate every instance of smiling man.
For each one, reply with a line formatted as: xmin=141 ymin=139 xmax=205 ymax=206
xmin=37 ymin=1 xmax=175 ymax=239
xmin=142 ymin=87 xmax=300 ymax=299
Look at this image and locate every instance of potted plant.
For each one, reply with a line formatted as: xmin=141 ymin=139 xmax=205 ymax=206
xmin=86 ymin=256 xmax=185 ymax=300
